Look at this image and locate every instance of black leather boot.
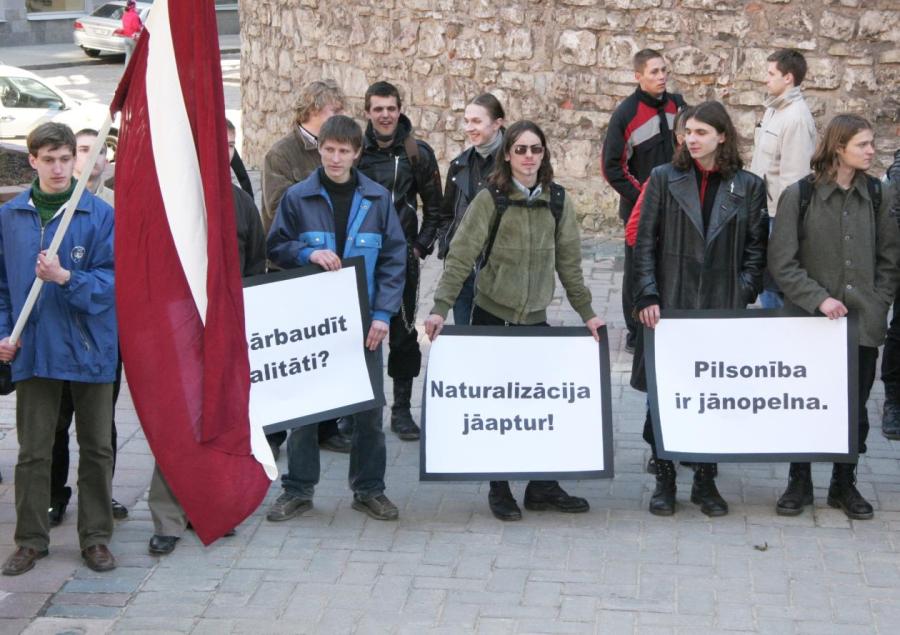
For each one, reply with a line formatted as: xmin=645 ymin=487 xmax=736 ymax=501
xmin=691 ymin=463 xmax=728 ymax=517
xmin=827 ymin=463 xmax=873 ymax=520
xmin=775 ymin=462 xmax=813 ymax=516
xmin=488 ymin=481 xmax=522 ymax=521
xmin=649 ymin=459 xmax=676 ymax=516
xmin=390 ymin=379 xmax=420 ymax=441
xmin=882 ymin=383 xmax=900 ymax=440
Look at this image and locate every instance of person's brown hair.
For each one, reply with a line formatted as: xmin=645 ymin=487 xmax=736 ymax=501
xmin=633 ymin=48 xmax=663 ymax=73
xmin=294 ymin=80 xmax=344 ymax=126
xmin=489 ymin=120 xmax=553 ymax=192
xmin=672 ymin=101 xmax=743 ymax=179
xmin=364 ymin=81 xmax=402 ymax=112
xmin=469 ymin=93 xmax=505 ymax=121
xmin=318 ymin=115 xmax=363 ymax=152
xmin=27 ymin=122 xmax=76 ymax=156
xmin=767 ymin=49 xmax=808 ymax=86
xmin=810 ymin=114 xmax=872 ymax=183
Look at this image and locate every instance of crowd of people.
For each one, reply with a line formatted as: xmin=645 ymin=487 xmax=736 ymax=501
xmin=0 ymin=45 xmax=898 ymax=578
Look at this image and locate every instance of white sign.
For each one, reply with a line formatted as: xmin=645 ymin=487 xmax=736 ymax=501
xmin=648 ymin=313 xmax=855 ymax=461
xmin=421 ymin=328 xmax=613 ymax=480
xmin=243 ymin=262 xmax=379 ymax=435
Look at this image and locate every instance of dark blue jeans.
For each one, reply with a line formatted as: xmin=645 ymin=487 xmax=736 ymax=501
xmin=451 ymin=270 xmax=476 ymax=326
xmin=281 ymin=346 xmax=386 ymax=500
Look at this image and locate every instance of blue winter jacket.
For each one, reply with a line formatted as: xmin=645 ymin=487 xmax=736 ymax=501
xmin=267 ymin=168 xmax=407 ymax=324
xmin=0 ymin=188 xmax=117 ymax=383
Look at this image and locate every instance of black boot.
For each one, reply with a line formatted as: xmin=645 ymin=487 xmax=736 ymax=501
xmin=827 ymin=463 xmax=873 ymax=520
xmin=882 ymin=383 xmax=900 ymax=440
xmin=775 ymin=462 xmax=813 ymax=516
xmin=488 ymin=481 xmax=522 ymax=521
xmin=691 ymin=463 xmax=728 ymax=517
xmin=649 ymin=459 xmax=676 ymax=516
xmin=390 ymin=379 xmax=420 ymax=441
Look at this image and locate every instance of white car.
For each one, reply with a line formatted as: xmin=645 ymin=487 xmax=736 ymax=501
xmin=73 ymin=1 xmax=153 ymax=58
xmin=0 ymin=65 xmax=118 ymax=159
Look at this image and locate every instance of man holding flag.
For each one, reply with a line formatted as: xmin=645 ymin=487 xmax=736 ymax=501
xmin=0 ymin=122 xmax=118 ymax=576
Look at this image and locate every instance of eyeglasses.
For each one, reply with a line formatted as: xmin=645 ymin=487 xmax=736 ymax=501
xmin=512 ymin=144 xmax=544 ymax=156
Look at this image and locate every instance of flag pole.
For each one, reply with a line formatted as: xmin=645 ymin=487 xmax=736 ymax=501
xmin=9 ymin=113 xmax=114 ymax=346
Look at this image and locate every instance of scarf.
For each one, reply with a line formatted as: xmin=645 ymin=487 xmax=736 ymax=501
xmin=474 ymin=131 xmax=503 ymax=159
xmin=31 ymin=178 xmax=75 ymax=226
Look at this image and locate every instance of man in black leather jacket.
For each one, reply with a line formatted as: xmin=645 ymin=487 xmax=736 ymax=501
xmin=357 ymin=81 xmax=443 ymax=441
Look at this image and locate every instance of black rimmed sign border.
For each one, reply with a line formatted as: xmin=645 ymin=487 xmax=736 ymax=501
xmin=645 ymin=309 xmax=859 ymax=463
xmin=242 ymin=256 xmax=385 ymax=435
xmin=419 ymin=325 xmax=614 ymax=481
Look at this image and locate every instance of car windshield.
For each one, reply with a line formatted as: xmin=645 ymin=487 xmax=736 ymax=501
xmin=0 ymin=76 xmax=64 ymax=110
xmin=90 ymin=3 xmax=126 ymax=19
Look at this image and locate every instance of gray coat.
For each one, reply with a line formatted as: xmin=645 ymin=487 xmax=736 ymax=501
xmin=768 ymin=174 xmax=900 ymax=347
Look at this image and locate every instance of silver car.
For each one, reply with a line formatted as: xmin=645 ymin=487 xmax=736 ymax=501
xmin=73 ymin=1 xmax=153 ymax=58
xmin=0 ymin=65 xmax=119 ymax=159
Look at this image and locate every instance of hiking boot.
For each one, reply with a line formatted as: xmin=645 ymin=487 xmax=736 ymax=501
xmin=827 ymin=463 xmax=873 ymax=520
xmin=488 ymin=480 xmax=522 ymax=521
xmin=266 ymin=492 xmax=312 ymax=522
xmin=523 ymin=481 xmax=589 ymax=513
xmin=691 ymin=463 xmax=728 ymax=517
xmin=352 ymin=494 xmax=399 ymax=521
xmin=649 ymin=459 xmax=677 ymax=516
xmin=775 ymin=462 xmax=813 ymax=516
xmin=390 ymin=379 xmax=420 ymax=440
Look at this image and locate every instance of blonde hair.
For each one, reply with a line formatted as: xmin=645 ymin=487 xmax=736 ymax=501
xmin=294 ymin=80 xmax=344 ymax=126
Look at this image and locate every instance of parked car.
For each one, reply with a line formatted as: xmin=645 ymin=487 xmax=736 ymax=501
xmin=73 ymin=1 xmax=153 ymax=58
xmin=0 ymin=65 xmax=118 ymax=159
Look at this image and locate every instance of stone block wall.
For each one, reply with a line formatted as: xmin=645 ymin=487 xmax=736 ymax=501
xmin=240 ymin=0 xmax=899 ymax=231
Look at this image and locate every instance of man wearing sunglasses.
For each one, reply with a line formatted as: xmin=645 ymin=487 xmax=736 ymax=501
xmin=602 ymin=49 xmax=686 ymax=354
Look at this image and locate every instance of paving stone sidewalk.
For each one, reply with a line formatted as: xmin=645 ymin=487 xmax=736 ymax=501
xmin=2 ymin=234 xmax=900 ymax=634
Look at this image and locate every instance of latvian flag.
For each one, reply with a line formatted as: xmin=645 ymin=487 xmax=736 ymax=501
xmin=110 ymin=0 xmax=273 ymax=544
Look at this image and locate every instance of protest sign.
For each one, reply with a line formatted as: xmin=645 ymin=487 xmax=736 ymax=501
xmin=646 ymin=310 xmax=858 ymax=462
xmin=421 ymin=326 xmax=613 ymax=480
xmin=243 ymin=258 xmax=383 ymax=434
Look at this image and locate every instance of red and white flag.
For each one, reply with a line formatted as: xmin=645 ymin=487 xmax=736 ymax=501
xmin=110 ymin=0 xmax=273 ymax=544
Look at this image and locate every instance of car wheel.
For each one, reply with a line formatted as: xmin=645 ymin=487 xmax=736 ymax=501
xmin=82 ymin=47 xmax=102 ymax=58
xmin=105 ymin=134 xmax=118 ymax=162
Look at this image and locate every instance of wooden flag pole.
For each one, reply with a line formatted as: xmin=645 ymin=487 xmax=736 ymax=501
xmin=9 ymin=113 xmax=114 ymax=346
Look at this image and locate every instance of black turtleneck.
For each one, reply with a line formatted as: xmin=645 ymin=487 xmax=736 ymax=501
xmin=320 ymin=168 xmax=358 ymax=253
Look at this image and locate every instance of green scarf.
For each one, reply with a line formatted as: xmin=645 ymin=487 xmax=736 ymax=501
xmin=31 ymin=178 xmax=75 ymax=226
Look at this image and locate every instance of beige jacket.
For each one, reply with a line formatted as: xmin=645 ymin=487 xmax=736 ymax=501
xmin=749 ymin=87 xmax=817 ymax=216
xmin=260 ymin=126 xmax=321 ymax=233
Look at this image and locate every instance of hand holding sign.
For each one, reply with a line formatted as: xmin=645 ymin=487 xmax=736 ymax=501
xmin=818 ymin=297 xmax=848 ymax=320
xmin=309 ymin=249 xmax=342 ymax=272
xmin=424 ymin=313 xmax=444 ymax=341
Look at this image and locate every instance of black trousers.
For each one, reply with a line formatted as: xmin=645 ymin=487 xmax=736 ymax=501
xmin=50 ymin=357 xmax=122 ymax=506
xmin=387 ymin=245 xmax=422 ymax=380
xmin=881 ymin=289 xmax=900 ymax=388
xmin=622 ymin=244 xmax=637 ymax=345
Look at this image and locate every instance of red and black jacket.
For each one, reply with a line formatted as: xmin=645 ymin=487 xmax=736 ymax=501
xmin=601 ymin=88 xmax=686 ymax=221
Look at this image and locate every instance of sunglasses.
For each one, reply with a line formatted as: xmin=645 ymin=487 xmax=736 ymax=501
xmin=511 ymin=144 xmax=544 ymax=156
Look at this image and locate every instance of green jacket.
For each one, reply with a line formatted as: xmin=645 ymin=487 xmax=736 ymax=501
xmin=431 ymin=185 xmax=595 ymax=325
xmin=769 ymin=174 xmax=899 ymax=347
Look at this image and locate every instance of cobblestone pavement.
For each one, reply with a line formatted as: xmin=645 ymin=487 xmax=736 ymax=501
xmin=2 ymin=232 xmax=900 ymax=634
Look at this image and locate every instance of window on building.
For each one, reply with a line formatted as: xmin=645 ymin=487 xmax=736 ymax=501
xmin=26 ymin=0 xmax=86 ymax=14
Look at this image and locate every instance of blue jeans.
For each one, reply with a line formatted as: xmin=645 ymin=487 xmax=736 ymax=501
xmin=451 ymin=271 xmax=476 ymax=325
xmin=281 ymin=346 xmax=386 ymax=500
xmin=760 ymin=216 xmax=784 ymax=309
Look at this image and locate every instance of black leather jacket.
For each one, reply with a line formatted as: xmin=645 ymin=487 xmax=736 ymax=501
xmin=634 ymin=163 xmax=768 ymax=312
xmin=358 ymin=115 xmax=443 ymax=256
xmin=630 ymin=163 xmax=768 ymax=391
xmin=436 ymin=146 xmax=497 ymax=259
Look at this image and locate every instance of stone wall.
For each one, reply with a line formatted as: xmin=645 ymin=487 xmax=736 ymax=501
xmin=240 ymin=0 xmax=899 ymax=231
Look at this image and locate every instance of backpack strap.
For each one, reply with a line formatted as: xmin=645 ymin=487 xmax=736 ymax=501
xmin=797 ymin=174 xmax=814 ymax=240
xmin=481 ymin=184 xmax=567 ymax=266
xmin=865 ymin=174 xmax=882 ymax=215
xmin=481 ymin=187 xmax=510 ymax=266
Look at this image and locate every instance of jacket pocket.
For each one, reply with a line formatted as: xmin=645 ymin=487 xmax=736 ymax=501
xmin=348 ymin=232 xmax=382 ymax=275
xmin=298 ymin=231 xmax=327 ymax=249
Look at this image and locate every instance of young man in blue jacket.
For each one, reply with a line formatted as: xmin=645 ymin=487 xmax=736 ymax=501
xmin=266 ymin=115 xmax=407 ymax=521
xmin=0 ymin=123 xmax=118 ymax=576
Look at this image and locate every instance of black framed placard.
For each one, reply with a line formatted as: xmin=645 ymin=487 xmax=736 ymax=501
xmin=645 ymin=309 xmax=859 ymax=463
xmin=242 ymin=257 xmax=383 ymax=435
xmin=420 ymin=325 xmax=613 ymax=481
